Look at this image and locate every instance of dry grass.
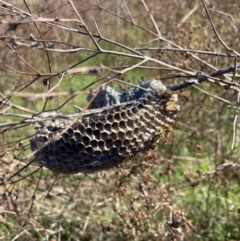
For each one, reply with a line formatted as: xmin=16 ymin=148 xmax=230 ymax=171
xmin=0 ymin=0 xmax=240 ymax=240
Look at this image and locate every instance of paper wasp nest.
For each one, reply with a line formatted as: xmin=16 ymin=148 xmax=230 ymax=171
xmin=30 ymin=80 xmax=179 ymax=174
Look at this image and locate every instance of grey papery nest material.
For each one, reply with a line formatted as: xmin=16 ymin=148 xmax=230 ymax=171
xmin=30 ymin=80 xmax=180 ymax=174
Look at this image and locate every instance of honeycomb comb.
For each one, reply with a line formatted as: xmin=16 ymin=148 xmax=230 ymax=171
xmin=30 ymin=80 xmax=179 ymax=174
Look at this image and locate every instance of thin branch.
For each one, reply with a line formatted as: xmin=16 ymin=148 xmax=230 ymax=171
xmin=91 ymin=17 xmax=143 ymax=56
xmin=68 ymin=0 xmax=101 ymax=51
xmin=201 ymin=0 xmax=240 ymax=56
xmin=47 ymin=72 xmax=65 ymax=93
xmin=231 ymin=91 xmax=240 ymax=150
xmin=3 ymin=41 xmax=41 ymax=74
xmin=141 ymin=0 xmax=161 ymax=37
xmin=193 ymin=85 xmax=231 ymax=104
xmin=177 ymin=4 xmax=199 ymax=28
xmin=134 ymin=47 xmax=236 ymax=57
xmin=122 ymin=0 xmax=135 ymax=24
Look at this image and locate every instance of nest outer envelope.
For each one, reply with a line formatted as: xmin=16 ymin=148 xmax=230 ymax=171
xmin=30 ymin=80 xmax=180 ymax=174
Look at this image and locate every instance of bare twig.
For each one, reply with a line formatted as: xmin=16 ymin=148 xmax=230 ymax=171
xmin=201 ymin=0 xmax=240 ymax=56
xmin=231 ymin=91 xmax=240 ymax=150
xmin=141 ymin=0 xmax=161 ymax=37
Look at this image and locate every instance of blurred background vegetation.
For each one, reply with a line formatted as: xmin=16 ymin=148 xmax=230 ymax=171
xmin=0 ymin=0 xmax=240 ymax=240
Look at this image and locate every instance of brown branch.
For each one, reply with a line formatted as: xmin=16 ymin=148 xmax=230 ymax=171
xmin=201 ymin=0 xmax=240 ymax=56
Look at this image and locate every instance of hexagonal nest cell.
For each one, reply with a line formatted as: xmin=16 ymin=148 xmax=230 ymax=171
xmin=30 ymin=80 xmax=180 ymax=174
